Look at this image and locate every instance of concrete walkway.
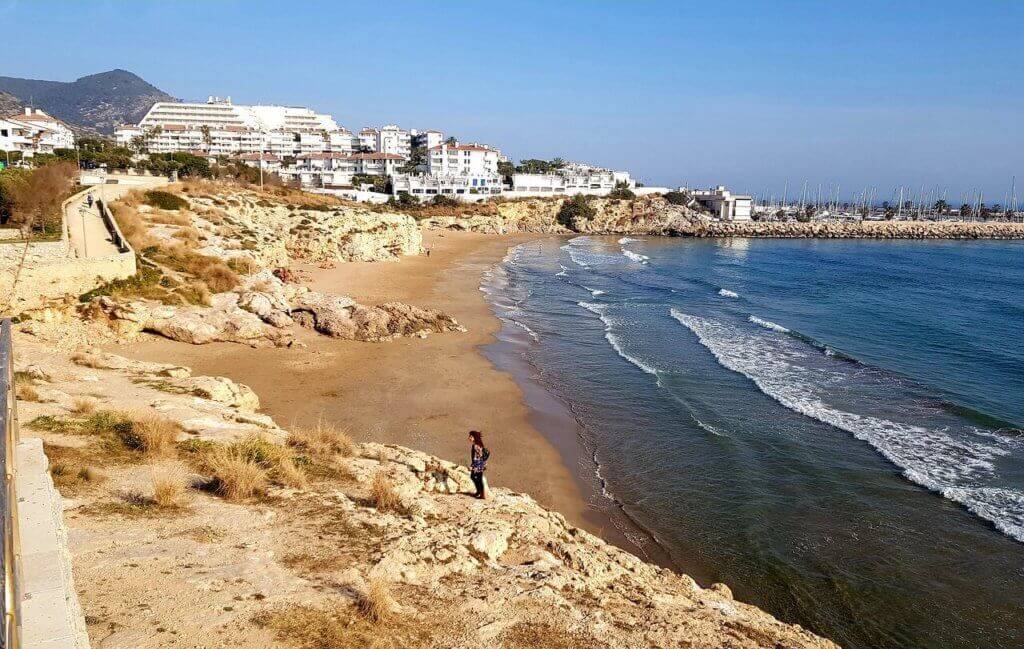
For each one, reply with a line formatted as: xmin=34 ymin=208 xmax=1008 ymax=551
xmin=67 ymin=175 xmax=168 ymax=259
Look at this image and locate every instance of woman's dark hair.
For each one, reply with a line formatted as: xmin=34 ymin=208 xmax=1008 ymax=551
xmin=469 ymin=430 xmax=484 ymax=446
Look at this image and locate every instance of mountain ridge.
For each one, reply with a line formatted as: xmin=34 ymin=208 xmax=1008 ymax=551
xmin=0 ymin=69 xmax=176 ymax=134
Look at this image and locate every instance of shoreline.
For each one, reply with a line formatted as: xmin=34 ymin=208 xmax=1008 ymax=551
xmin=118 ymin=230 xmax=613 ymax=541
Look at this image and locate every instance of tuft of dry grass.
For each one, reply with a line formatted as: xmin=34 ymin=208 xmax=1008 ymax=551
xmin=369 ymin=471 xmax=403 ymax=514
xmin=15 ymin=383 xmax=42 ymax=402
xmin=203 ymin=446 xmax=269 ymax=501
xmin=174 ymin=525 xmax=225 ymax=543
xmin=151 ymin=463 xmax=190 ymax=508
xmin=70 ymin=396 xmax=98 ymax=415
xmin=49 ymin=461 xmax=107 ymax=492
xmin=356 ymin=578 xmax=394 ymax=624
xmin=281 ymin=550 xmax=350 ymax=576
xmin=70 ymin=351 xmax=104 ymax=369
xmin=115 ymin=411 xmax=180 ymax=456
xmin=288 ymin=418 xmax=356 ymax=458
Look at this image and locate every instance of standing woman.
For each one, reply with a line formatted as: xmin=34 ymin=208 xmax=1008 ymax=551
xmin=468 ymin=430 xmax=490 ymax=499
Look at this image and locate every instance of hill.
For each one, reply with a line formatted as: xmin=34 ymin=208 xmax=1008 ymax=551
xmin=0 ymin=91 xmax=25 ymax=116
xmin=0 ymin=69 xmax=176 ymax=134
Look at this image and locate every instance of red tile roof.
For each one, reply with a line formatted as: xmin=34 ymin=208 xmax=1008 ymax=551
xmin=428 ymin=144 xmax=493 ymax=153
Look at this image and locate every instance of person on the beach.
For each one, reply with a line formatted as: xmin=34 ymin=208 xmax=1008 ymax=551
xmin=468 ymin=430 xmax=489 ymax=499
xmin=86 ymin=193 xmax=93 ymax=208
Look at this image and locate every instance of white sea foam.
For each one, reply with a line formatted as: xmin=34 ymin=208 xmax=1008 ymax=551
xmin=618 ymin=237 xmax=641 ymax=244
xmin=583 ymin=286 xmax=606 ymax=296
xmin=718 ymin=289 xmax=739 ymax=299
xmin=748 ymin=315 xmax=789 ymax=333
xmin=579 ymin=302 xmax=658 ymax=375
xmin=556 ymin=265 xmax=568 ymax=277
xmin=621 ymin=248 xmax=649 ymax=264
xmin=510 ymin=318 xmax=540 ymax=342
xmin=671 ymin=308 xmax=1024 ymax=543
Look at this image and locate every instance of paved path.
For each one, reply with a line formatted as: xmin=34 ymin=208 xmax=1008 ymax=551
xmin=66 ymin=175 xmax=167 ymax=259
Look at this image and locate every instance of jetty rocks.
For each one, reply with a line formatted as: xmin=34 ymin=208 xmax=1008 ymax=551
xmin=423 ymin=194 xmax=1024 ymax=239
xmin=85 ymin=269 xmax=465 ymax=347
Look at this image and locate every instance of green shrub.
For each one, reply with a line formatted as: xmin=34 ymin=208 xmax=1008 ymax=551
xmin=144 ymin=190 xmax=189 ymax=211
xmin=556 ymin=195 xmax=596 ymax=230
xmin=430 ymin=195 xmax=459 ymax=208
xmin=664 ymin=191 xmax=690 ymax=206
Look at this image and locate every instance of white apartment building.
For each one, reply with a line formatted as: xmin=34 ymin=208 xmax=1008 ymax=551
xmin=232 ymin=152 xmax=282 ymax=173
xmin=391 ymin=173 xmax=503 ymax=201
xmin=114 ymin=96 xmax=347 ymax=158
xmin=410 ymin=129 xmax=443 ymax=150
xmin=427 ymin=141 xmax=501 ymax=177
xmin=0 ymin=108 xmax=75 ymax=157
xmin=357 ymin=128 xmax=377 ymax=153
xmin=689 ymin=186 xmax=753 ymax=221
xmin=375 ymin=124 xmax=411 ymax=158
xmin=280 ymin=152 xmax=405 ymax=189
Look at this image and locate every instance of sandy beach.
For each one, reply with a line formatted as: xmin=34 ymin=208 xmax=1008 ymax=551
xmin=120 ymin=230 xmax=598 ymax=530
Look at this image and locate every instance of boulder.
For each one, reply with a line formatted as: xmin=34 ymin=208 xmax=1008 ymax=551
xmin=186 ymin=376 xmax=260 ymax=412
xmin=469 ymin=527 xmax=510 ymax=562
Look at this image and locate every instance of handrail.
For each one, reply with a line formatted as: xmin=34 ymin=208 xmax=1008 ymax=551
xmin=0 ymin=318 xmax=21 ymax=649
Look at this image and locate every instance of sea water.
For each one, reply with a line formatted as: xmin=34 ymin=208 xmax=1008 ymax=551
xmin=482 ymin=236 xmax=1024 ymax=648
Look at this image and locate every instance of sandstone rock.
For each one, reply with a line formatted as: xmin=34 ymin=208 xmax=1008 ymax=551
xmin=469 ymin=528 xmax=510 ymax=562
xmin=186 ymin=376 xmax=260 ymax=412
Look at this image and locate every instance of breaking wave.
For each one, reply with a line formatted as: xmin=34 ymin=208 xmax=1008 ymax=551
xmin=670 ymin=308 xmax=1024 ymax=543
xmin=621 ymin=248 xmax=649 ymax=264
xmin=579 ymin=302 xmax=658 ymax=375
xmin=749 ymin=315 xmax=789 ymax=333
xmin=719 ymin=289 xmax=739 ymax=298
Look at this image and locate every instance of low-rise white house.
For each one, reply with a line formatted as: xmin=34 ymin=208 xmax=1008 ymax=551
xmin=1 ymin=108 xmax=75 ymax=157
xmin=391 ymin=173 xmax=503 ymax=201
xmin=689 ymin=186 xmax=753 ymax=221
xmin=508 ymin=168 xmax=632 ymax=197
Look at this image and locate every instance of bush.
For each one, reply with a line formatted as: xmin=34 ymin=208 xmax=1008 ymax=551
xmin=288 ymin=419 xmax=356 ymax=458
xmin=114 ymin=411 xmax=181 ymax=456
xmin=430 ymin=194 xmax=459 ymax=208
xmin=204 ymin=446 xmax=268 ymax=500
xmin=151 ymin=463 xmax=190 ymax=508
xmin=556 ymin=194 xmax=596 ymax=230
xmin=607 ymin=187 xmax=635 ymax=200
xmin=664 ymin=191 xmax=690 ymax=206
xmin=144 ymin=190 xmax=189 ymax=211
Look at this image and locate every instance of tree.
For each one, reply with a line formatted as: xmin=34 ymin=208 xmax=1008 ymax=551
xmin=663 ymin=191 xmax=691 ymax=206
xmin=556 ymin=194 xmax=596 ymax=231
xmin=933 ymin=199 xmax=949 ymax=215
xmin=607 ymin=180 xmax=635 ymax=200
xmin=959 ymin=203 xmax=972 ymax=218
xmin=131 ymin=125 xmax=162 ymax=155
xmin=444 ymin=136 xmax=458 ymax=145
xmin=497 ymin=160 xmax=514 ymax=184
xmin=399 ymin=146 xmax=426 ymax=173
xmin=200 ymin=125 xmax=212 ymax=149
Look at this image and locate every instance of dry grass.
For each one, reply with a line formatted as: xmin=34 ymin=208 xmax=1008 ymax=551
xmin=49 ymin=460 xmax=106 ymax=492
xmin=281 ymin=550 xmax=350 ymax=575
xmin=253 ymin=599 xmax=436 ymax=649
xmin=356 ymin=578 xmax=394 ymax=624
xmin=71 ymin=396 xmax=98 ymax=415
xmin=500 ymin=622 xmax=605 ymax=649
xmin=203 ymin=446 xmax=269 ymax=501
xmin=288 ymin=419 xmax=356 ymax=458
xmin=70 ymin=351 xmax=104 ymax=368
xmin=151 ymin=463 xmax=190 ymax=508
xmin=173 ymin=525 xmax=225 ymax=543
xmin=369 ymin=471 xmax=404 ymax=514
xmin=146 ymin=210 xmax=191 ymax=226
xmin=15 ymin=383 xmax=42 ymax=402
xmin=114 ymin=411 xmax=181 ymax=456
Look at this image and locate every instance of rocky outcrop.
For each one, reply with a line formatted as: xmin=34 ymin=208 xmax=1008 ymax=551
xmin=179 ymin=189 xmax=424 ymax=266
xmin=290 ymin=293 xmax=465 ymax=342
xmin=422 ymin=195 xmax=704 ymax=235
xmin=422 ymin=195 xmax=1024 ymax=239
xmin=84 ymin=270 xmax=464 ymax=347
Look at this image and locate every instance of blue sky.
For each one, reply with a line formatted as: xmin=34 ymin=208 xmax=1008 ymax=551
xmin=4 ymin=0 xmax=1023 ymax=203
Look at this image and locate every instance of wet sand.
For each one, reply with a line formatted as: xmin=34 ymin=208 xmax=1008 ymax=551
xmin=121 ymin=231 xmax=596 ymax=529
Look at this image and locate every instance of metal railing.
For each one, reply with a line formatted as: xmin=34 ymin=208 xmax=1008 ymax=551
xmin=0 ymin=318 xmax=21 ymax=649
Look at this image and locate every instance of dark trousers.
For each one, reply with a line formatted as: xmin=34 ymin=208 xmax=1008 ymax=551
xmin=471 ymin=471 xmax=485 ymax=497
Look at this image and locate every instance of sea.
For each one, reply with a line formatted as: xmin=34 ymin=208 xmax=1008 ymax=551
xmin=480 ymin=235 xmax=1024 ymax=648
